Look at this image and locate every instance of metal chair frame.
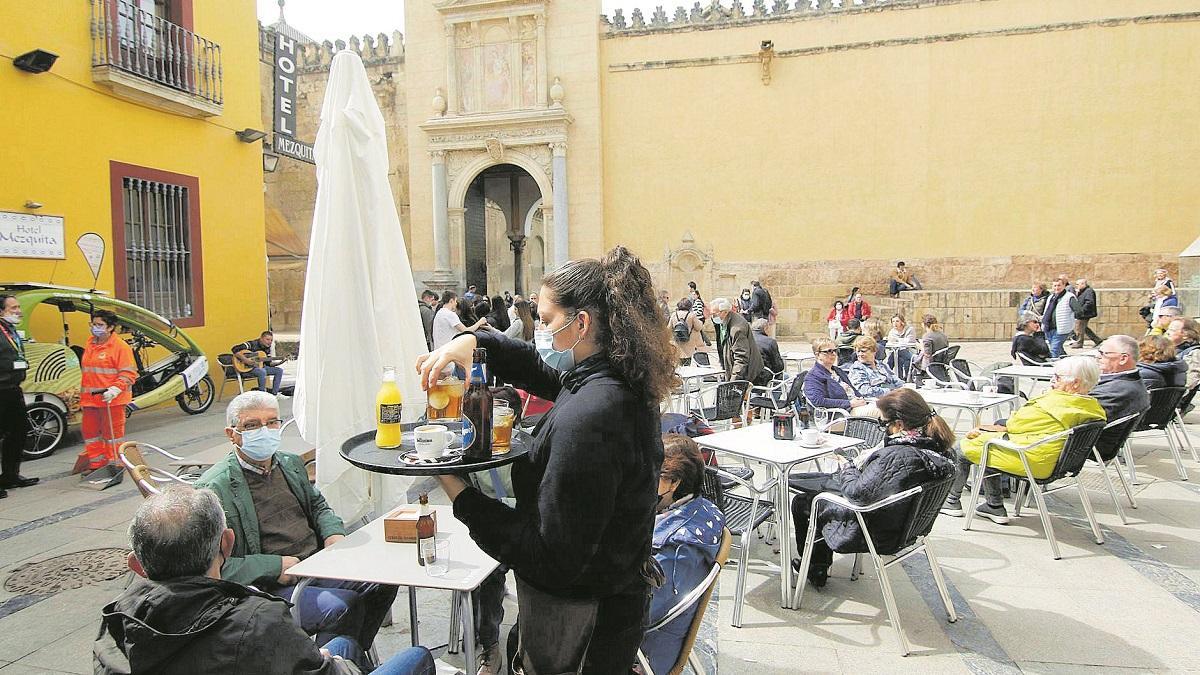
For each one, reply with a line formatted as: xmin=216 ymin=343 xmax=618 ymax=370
xmin=706 ymin=466 xmax=776 ymax=628
xmin=923 ymin=346 xmax=965 ymax=389
xmin=117 ymin=441 xmax=194 ymax=497
xmin=748 ymin=372 xmax=802 ymax=418
xmin=690 ymin=380 xmax=750 ymax=431
xmin=1127 ymin=387 xmax=1190 ymax=482
xmin=1088 ymin=412 xmax=1142 ymax=525
xmin=964 ymin=421 xmax=1106 ymax=560
xmin=836 ymin=416 xmax=887 ymax=460
xmin=635 ymin=528 xmax=732 ymax=675
xmin=215 ymin=353 xmax=247 ymax=402
xmin=790 ymin=481 xmax=958 ymax=655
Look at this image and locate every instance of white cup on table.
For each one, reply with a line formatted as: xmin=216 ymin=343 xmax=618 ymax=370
xmin=800 ymin=428 xmax=820 ymax=446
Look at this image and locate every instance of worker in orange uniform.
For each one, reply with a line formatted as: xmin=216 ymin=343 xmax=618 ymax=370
xmin=73 ymin=310 xmax=138 ymax=474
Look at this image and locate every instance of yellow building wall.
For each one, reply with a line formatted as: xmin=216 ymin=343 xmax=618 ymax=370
xmin=0 ymin=1 xmax=267 ymax=379
xmin=600 ymin=0 xmax=1200 ymax=263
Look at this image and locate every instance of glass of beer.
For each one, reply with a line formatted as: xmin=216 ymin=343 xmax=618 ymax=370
xmin=426 ymin=376 xmax=465 ymax=421
xmin=492 ymin=402 xmax=515 ymax=452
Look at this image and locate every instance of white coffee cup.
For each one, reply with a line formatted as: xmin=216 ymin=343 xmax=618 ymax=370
xmin=800 ymin=428 xmax=820 ymax=446
xmin=414 ymin=424 xmax=455 ymax=459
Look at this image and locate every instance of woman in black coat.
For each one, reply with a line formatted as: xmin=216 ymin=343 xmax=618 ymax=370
xmin=1137 ymin=334 xmax=1188 ymax=390
xmin=789 ymin=388 xmax=956 ymax=588
xmin=417 ymin=246 xmax=678 ymax=674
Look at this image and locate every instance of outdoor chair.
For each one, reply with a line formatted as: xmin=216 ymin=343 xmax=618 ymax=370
xmin=690 ymin=380 xmax=750 ymax=432
xmin=964 ymin=420 xmax=1106 ymax=560
xmin=922 ymin=346 xmax=963 ymax=389
xmin=836 ymin=345 xmax=856 ymax=367
xmin=702 ymin=466 xmax=776 ymax=628
xmin=1127 ymin=387 xmax=1190 ymax=482
xmin=1087 ymin=412 xmax=1143 ymax=525
xmin=118 ymin=441 xmax=194 ymax=498
xmin=215 ymin=353 xmax=247 ymax=402
xmin=790 ymin=475 xmax=958 ymax=655
xmin=835 ymin=416 xmax=888 ymax=460
xmin=635 ymin=528 xmax=732 ymax=675
xmin=1016 ymin=352 xmax=1051 ymax=366
xmin=1173 ymin=385 xmax=1200 ymax=462
xmin=748 ymin=372 xmax=803 ymax=419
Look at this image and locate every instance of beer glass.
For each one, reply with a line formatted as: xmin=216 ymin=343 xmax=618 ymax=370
xmin=426 ymin=376 xmax=464 ymax=421
xmin=492 ymin=402 xmax=515 ymax=452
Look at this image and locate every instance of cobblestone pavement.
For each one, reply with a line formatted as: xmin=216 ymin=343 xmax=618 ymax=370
xmin=1 ymin=342 xmax=1198 ymax=673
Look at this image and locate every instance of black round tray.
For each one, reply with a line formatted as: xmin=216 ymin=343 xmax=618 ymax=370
xmin=340 ymin=421 xmax=532 ymax=476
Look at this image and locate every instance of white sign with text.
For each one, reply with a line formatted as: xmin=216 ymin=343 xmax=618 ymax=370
xmin=0 ymin=212 xmax=65 ymax=259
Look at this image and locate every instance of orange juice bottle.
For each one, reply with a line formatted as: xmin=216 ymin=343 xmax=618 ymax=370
xmin=376 ymin=366 xmax=403 ymax=448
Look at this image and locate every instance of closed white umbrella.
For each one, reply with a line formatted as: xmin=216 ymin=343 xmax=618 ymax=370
xmin=294 ymin=50 xmax=428 ymax=521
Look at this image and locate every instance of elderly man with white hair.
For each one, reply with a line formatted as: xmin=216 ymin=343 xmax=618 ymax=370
xmin=710 ymin=297 xmax=766 ymax=385
xmin=941 ymin=356 xmax=1107 ymax=524
xmin=195 ymin=391 xmax=397 ymax=655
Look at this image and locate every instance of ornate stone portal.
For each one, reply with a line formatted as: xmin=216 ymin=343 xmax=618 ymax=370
xmin=420 ymin=0 xmax=571 ymax=289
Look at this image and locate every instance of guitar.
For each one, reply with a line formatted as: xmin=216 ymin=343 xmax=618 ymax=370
xmin=232 ymin=350 xmax=287 ymax=374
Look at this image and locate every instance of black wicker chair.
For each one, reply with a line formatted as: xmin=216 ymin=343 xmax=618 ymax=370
xmin=1087 ymin=412 xmax=1143 ymax=524
xmin=704 ymin=466 xmax=775 ymax=627
xmin=965 ymin=420 xmax=1106 ymax=559
xmin=1128 ymin=387 xmax=1189 ymax=481
xmin=791 ymin=475 xmax=958 ymax=655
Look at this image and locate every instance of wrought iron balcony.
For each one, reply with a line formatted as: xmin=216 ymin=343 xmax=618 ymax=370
xmin=89 ymin=0 xmax=223 ymax=117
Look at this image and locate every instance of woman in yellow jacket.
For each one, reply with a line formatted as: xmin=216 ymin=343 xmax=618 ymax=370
xmin=74 ymin=310 xmax=138 ymax=474
xmin=941 ymin=356 xmax=1106 ymax=524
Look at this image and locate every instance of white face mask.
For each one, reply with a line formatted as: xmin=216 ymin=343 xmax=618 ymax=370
xmin=1 ymin=314 xmax=19 ymax=326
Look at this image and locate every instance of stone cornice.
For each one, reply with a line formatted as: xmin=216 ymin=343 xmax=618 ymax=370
xmin=420 ymin=108 xmax=573 ymax=150
xmin=607 ymin=9 xmax=1200 ymax=71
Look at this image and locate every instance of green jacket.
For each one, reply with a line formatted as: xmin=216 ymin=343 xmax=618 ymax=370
xmin=962 ymin=389 xmax=1106 ymax=479
xmin=195 ymin=451 xmax=346 ymax=588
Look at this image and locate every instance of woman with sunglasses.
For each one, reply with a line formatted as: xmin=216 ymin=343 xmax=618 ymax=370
xmin=416 ymin=246 xmax=677 ymax=674
xmin=803 ymin=337 xmax=876 ymax=418
xmin=789 ymin=388 xmax=956 ymax=589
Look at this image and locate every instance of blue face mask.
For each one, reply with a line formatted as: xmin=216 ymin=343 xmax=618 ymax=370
xmin=238 ymin=426 xmax=282 ymax=462
xmin=535 ymin=314 xmax=583 ymax=372
xmin=91 ymin=326 xmax=109 ymax=339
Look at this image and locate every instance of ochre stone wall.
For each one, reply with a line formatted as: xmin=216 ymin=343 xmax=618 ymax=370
xmin=647 ymin=248 xmax=1181 ymax=339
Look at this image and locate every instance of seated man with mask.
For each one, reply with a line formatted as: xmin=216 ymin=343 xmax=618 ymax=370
xmin=196 ymin=391 xmax=397 ymax=652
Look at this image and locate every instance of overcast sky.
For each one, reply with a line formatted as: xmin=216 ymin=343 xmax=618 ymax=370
xmin=257 ymin=1 xmax=645 ymax=42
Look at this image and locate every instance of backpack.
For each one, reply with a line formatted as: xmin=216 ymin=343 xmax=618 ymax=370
xmin=672 ymin=312 xmax=691 ymax=343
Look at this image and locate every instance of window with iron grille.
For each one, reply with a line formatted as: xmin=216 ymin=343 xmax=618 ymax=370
xmin=121 ymin=177 xmax=194 ymax=320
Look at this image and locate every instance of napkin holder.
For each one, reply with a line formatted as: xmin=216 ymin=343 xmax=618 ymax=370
xmin=383 ymin=505 xmax=437 ymax=543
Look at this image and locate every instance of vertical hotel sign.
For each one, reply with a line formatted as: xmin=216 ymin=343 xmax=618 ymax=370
xmin=273 ymin=33 xmax=315 ymax=164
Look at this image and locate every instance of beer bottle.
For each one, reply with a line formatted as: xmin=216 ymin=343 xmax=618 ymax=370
xmin=797 ymin=405 xmax=811 ymax=430
xmin=415 ymin=493 xmax=436 ymax=566
xmin=462 ymin=348 xmax=493 ymax=461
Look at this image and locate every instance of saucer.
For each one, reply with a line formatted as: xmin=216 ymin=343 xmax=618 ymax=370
xmin=796 ymin=434 xmax=826 ymax=449
xmin=399 ymin=448 xmax=463 ymax=466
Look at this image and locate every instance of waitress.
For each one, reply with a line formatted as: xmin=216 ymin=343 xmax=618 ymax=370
xmin=0 ymin=295 xmax=38 ymax=495
xmin=417 ymin=246 xmax=677 ymax=674
xmin=75 ymin=310 xmax=137 ymax=474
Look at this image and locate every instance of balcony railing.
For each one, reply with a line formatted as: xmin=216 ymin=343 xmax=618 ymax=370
xmin=90 ymin=0 xmax=222 ymax=114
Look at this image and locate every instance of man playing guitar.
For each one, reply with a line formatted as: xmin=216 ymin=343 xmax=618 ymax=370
xmin=232 ymin=330 xmax=285 ymax=395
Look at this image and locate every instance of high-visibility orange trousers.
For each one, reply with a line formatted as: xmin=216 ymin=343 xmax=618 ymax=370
xmin=78 ymin=405 xmax=125 ymax=472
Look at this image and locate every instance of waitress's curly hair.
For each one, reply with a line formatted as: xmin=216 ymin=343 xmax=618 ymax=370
xmin=542 ymin=246 xmax=678 ymax=402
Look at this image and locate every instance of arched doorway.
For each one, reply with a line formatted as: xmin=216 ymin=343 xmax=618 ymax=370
xmin=463 ymin=163 xmax=543 ymax=296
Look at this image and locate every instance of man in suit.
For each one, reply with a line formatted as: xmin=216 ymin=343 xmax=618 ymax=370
xmin=711 ymin=298 xmax=766 ymax=385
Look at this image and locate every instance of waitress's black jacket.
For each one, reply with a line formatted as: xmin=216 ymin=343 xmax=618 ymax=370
xmin=453 ymin=331 xmax=663 ymax=600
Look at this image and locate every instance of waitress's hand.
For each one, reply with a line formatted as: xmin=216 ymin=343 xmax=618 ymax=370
xmin=437 ymin=475 xmax=469 ymax=502
xmin=416 ymin=334 xmax=478 ymax=390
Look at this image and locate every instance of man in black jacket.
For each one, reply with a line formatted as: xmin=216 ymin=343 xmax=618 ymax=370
xmin=95 ymin=486 xmax=432 ymax=675
xmin=419 ymin=290 xmax=437 ymax=350
xmin=0 ymin=294 xmax=37 ymax=497
xmin=749 ymin=280 xmax=772 ymax=321
xmin=1092 ymin=335 xmax=1150 ymax=459
xmin=751 ymin=318 xmax=784 ymax=376
xmin=1070 ymin=278 xmax=1101 ymax=348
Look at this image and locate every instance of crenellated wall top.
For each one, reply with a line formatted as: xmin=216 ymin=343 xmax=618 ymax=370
xmin=602 ymin=0 xmax=983 ymax=37
xmin=258 ymin=25 xmax=405 ymax=72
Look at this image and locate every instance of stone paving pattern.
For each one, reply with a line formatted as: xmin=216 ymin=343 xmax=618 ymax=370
xmin=0 ymin=342 xmax=1198 ymax=673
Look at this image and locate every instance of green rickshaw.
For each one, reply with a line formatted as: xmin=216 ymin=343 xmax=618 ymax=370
xmin=1 ymin=283 xmax=215 ymax=460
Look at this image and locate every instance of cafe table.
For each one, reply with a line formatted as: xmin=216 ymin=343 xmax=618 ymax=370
xmin=783 ymin=352 xmax=815 ymax=375
xmin=696 ymin=423 xmax=862 ymax=608
xmin=286 ymin=505 xmax=498 ymax=673
xmin=915 ymin=386 xmax=1019 ymax=428
xmin=673 ymin=364 xmax=725 ymax=413
xmin=991 ymin=364 xmax=1056 ymax=398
